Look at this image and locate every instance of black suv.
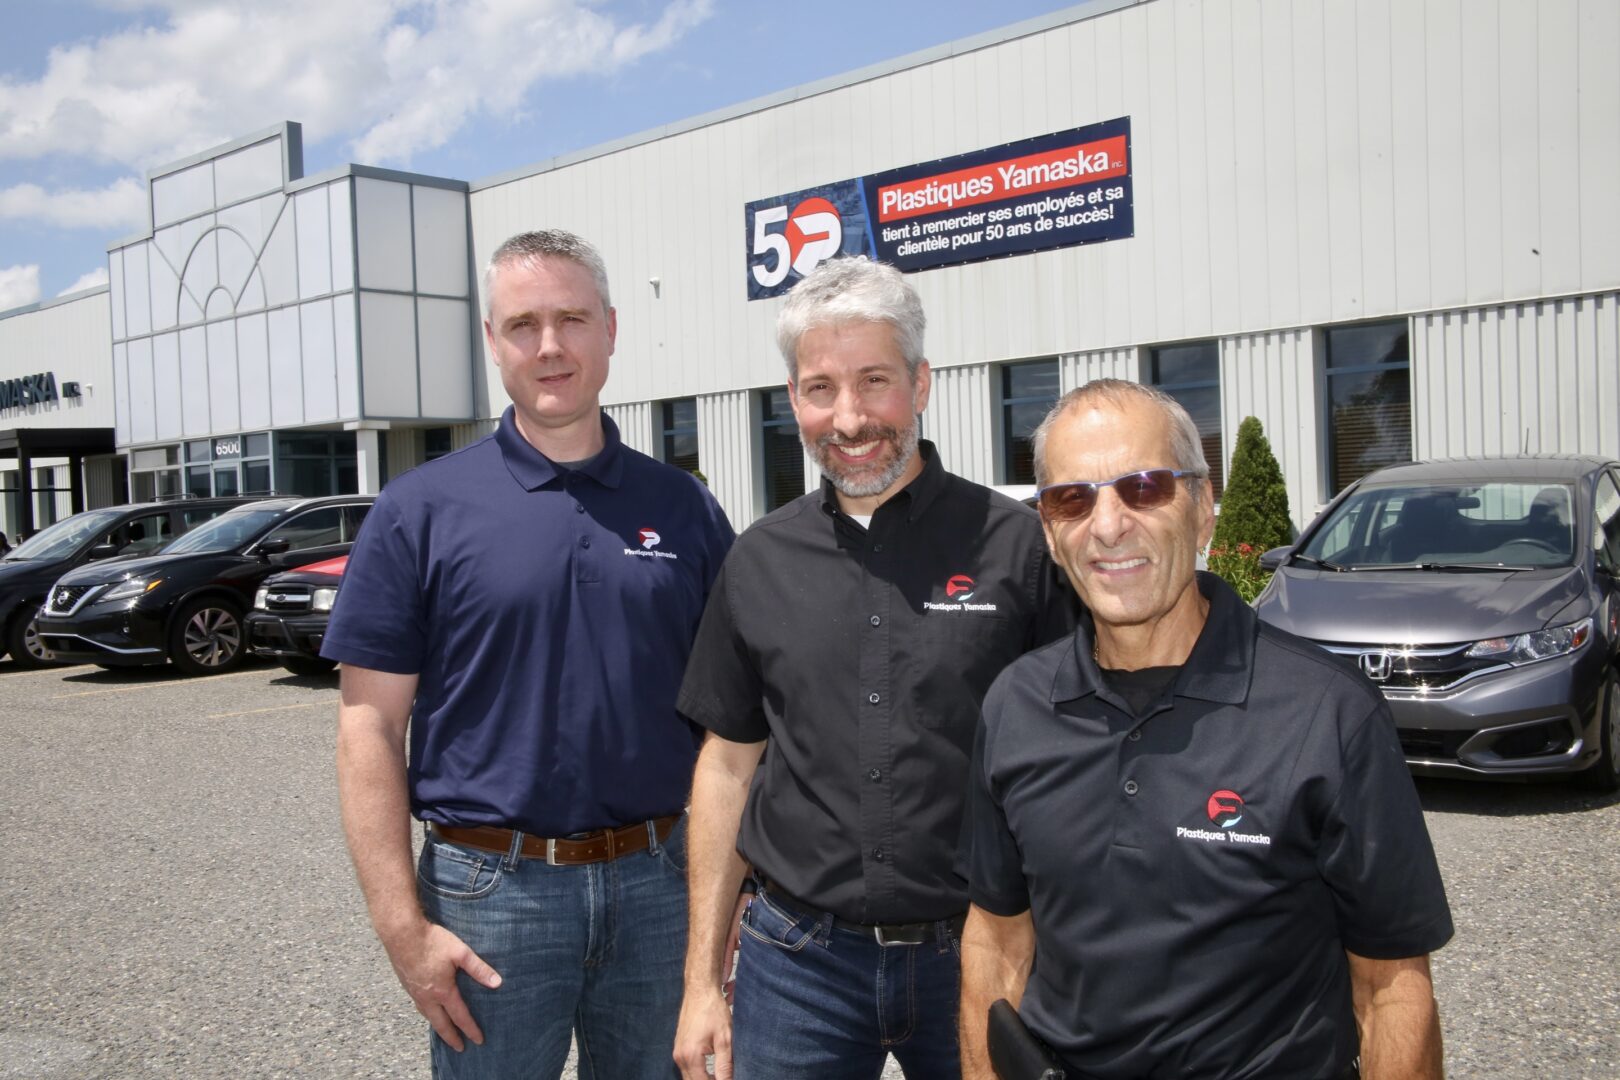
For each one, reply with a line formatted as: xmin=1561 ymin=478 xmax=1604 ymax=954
xmin=36 ymin=495 xmax=373 ymax=676
xmin=0 ymin=497 xmax=265 ymax=668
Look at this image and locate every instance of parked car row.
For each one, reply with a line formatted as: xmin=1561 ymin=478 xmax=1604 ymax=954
xmin=3 ymin=494 xmax=370 ymax=676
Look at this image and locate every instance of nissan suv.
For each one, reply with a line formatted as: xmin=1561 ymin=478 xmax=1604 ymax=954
xmin=36 ymin=495 xmax=373 ymax=676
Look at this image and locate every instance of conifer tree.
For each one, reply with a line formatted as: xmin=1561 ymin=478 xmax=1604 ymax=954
xmin=1211 ymin=416 xmax=1294 ymax=552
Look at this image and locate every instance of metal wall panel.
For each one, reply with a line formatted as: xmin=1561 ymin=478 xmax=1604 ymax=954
xmin=1412 ymin=292 xmax=1620 ymax=461
xmin=924 ymin=364 xmax=994 ymax=486
xmin=605 ymin=401 xmax=656 ymax=457
xmin=83 ymin=455 xmax=120 ymax=509
xmin=1061 ymin=347 xmax=1137 ymax=390
xmin=696 ymin=390 xmax=756 ymax=529
xmin=0 ymin=291 xmax=115 ymax=431
xmin=1220 ymin=328 xmax=1321 ymax=530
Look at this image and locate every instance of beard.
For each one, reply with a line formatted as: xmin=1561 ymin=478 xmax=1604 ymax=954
xmin=806 ymin=414 xmax=921 ymax=499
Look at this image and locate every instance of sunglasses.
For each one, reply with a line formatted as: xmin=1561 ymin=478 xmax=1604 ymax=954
xmin=1036 ymin=469 xmax=1202 ymax=523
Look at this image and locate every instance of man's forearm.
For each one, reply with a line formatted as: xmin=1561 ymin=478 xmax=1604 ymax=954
xmin=336 ymin=701 xmax=421 ymax=945
xmin=683 ymin=737 xmax=761 ymax=991
xmin=1349 ymin=952 xmax=1444 ymax=1080
xmin=959 ymin=904 xmax=1036 ymax=1080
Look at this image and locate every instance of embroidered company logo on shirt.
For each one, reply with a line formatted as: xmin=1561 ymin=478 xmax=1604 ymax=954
xmin=625 ymin=527 xmax=679 ymax=560
xmin=1175 ymin=789 xmax=1272 ymax=847
xmin=923 ymin=573 xmax=999 ymax=613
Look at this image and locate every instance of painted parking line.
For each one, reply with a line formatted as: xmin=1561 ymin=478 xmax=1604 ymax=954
xmin=0 ymin=664 xmax=94 ymax=679
xmin=51 ymin=667 xmax=272 ymax=699
xmin=206 ymin=701 xmax=336 ymax=720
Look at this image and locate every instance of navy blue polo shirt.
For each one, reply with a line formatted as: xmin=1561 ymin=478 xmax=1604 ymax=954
xmin=322 ymin=408 xmax=734 ymax=835
xmin=964 ymin=573 xmax=1453 ymax=1078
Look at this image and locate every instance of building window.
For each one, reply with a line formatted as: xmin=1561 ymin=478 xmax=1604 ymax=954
xmin=1149 ymin=341 xmax=1224 ymax=498
xmin=277 ymin=432 xmax=359 ymax=497
xmin=1325 ymin=321 xmax=1411 ymax=494
xmin=760 ymin=388 xmax=804 ymax=512
xmin=1001 ymin=359 xmax=1060 ymax=485
xmin=661 ymin=399 xmax=700 ymax=476
xmin=424 ymin=428 xmax=453 ymax=461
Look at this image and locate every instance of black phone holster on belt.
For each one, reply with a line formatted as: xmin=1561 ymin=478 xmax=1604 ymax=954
xmin=987 ymin=999 xmax=1067 ymax=1079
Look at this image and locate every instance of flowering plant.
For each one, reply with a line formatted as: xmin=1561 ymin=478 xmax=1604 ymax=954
xmin=1206 ymin=542 xmax=1272 ymax=603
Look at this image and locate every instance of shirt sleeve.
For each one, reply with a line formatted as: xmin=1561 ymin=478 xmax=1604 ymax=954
xmin=675 ymin=553 xmax=769 ymax=743
xmin=962 ymin=678 xmax=1033 ymax=916
xmin=1318 ymin=700 xmax=1455 ymax=959
xmin=320 ymin=487 xmax=427 ymax=674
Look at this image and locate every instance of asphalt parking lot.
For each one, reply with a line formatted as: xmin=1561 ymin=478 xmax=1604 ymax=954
xmin=3 ymin=658 xmax=1618 ymax=1079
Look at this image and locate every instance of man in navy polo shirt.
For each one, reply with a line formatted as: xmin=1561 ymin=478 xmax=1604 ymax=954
xmin=326 ymin=229 xmax=733 ymax=1080
xmin=959 ymin=379 xmax=1451 ymax=1079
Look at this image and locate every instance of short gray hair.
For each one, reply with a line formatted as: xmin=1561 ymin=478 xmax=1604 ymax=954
xmin=1032 ymin=379 xmax=1210 ymax=502
xmin=776 ymin=257 xmax=925 ymax=384
xmin=483 ymin=229 xmax=611 ymax=318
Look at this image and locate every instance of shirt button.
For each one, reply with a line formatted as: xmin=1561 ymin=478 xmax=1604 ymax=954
xmin=580 ymin=537 xmax=591 ymax=549
xmin=872 ymin=848 xmax=885 ymax=861
xmin=574 ymin=503 xmax=584 ymax=514
xmin=867 ymin=692 xmax=880 ymax=705
xmin=868 ymin=768 xmax=882 ymax=782
xmin=870 ymin=615 xmax=881 ymax=627
xmin=1123 ymin=779 xmax=1139 ymax=796
xmin=1128 ymin=729 xmax=1142 ymax=742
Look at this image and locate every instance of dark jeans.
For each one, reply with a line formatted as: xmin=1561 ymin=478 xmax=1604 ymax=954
xmin=417 ymin=817 xmax=687 ymax=1080
xmin=731 ymin=889 xmax=962 ymax=1079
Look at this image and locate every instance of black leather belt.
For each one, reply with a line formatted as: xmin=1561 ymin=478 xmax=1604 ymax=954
xmin=761 ymin=885 xmax=965 ymax=947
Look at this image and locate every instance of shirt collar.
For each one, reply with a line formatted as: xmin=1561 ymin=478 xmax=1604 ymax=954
xmin=1051 ymin=571 xmax=1257 ymax=706
xmin=817 ymin=439 xmax=949 ymax=523
xmin=496 ymin=405 xmax=626 ymax=491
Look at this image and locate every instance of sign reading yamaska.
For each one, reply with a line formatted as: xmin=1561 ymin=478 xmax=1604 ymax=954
xmin=0 ymin=372 xmax=81 ymax=412
xmin=745 ymin=116 xmax=1133 ymax=300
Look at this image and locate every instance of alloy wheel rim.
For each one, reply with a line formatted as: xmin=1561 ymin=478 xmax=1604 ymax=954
xmin=23 ymin=615 xmax=50 ymax=662
xmin=184 ymin=608 xmax=241 ymax=668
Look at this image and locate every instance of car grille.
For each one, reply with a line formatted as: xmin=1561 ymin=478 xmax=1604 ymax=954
xmin=261 ymin=585 xmax=313 ymax=613
xmin=45 ymin=584 xmax=101 ymax=617
xmin=1318 ymin=641 xmax=1508 ymax=694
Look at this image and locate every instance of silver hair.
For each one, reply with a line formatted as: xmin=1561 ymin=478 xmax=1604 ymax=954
xmin=1032 ymin=379 xmax=1210 ymax=503
xmin=775 ymin=257 xmax=926 ymax=384
xmin=482 ymin=230 xmax=612 ymax=318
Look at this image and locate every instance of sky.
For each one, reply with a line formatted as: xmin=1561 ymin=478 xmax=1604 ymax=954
xmin=0 ymin=0 xmax=1089 ymax=312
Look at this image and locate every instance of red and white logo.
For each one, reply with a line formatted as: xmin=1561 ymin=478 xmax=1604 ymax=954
xmin=945 ymin=574 xmax=976 ymax=600
xmin=1207 ymin=790 xmax=1245 ymax=829
xmin=750 ymin=197 xmax=843 ymax=288
xmin=637 ymin=528 xmax=661 ymax=549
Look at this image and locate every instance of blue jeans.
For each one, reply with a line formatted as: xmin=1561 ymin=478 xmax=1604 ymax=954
xmin=417 ymin=816 xmax=687 ymax=1080
xmin=731 ymin=889 xmax=962 ymax=1080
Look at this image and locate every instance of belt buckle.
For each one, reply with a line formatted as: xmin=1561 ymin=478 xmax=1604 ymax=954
xmin=545 ymin=838 xmax=558 ymax=866
xmin=873 ymin=924 xmax=925 ymax=947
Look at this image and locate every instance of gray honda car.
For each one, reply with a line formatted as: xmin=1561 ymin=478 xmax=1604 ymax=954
xmin=1253 ymin=456 xmax=1620 ymax=789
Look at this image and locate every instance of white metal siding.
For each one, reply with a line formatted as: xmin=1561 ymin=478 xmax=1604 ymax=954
xmin=605 ymin=401 xmax=657 ymax=457
xmin=83 ymin=456 xmax=120 ymax=508
xmin=1413 ymin=292 xmax=1620 ymax=460
xmin=1061 ymin=347 xmax=1137 ymax=389
xmin=0 ymin=292 xmax=115 ymax=431
xmin=924 ymin=364 xmax=994 ymax=486
xmin=696 ymin=390 xmax=756 ymax=528
xmin=1220 ymin=328 xmax=1321 ymax=530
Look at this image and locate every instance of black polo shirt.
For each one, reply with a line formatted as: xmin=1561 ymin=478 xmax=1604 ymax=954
xmin=678 ymin=442 xmax=1076 ymax=924
xmin=964 ymin=573 xmax=1453 ymax=1079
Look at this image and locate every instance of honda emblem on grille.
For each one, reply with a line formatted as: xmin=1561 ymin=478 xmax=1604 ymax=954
xmin=1359 ymin=651 xmax=1393 ymax=682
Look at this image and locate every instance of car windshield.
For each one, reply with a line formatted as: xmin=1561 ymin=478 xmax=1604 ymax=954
xmin=2 ymin=508 xmax=129 ymax=561
xmin=1299 ymin=481 xmax=1577 ymax=569
xmin=161 ymin=507 xmax=287 ymax=554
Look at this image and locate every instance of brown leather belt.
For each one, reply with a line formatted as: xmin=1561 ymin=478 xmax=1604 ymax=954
xmin=430 ymin=815 xmax=679 ymax=866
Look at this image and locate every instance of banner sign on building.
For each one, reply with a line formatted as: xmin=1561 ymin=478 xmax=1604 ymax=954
xmin=745 ymin=116 xmax=1132 ymax=300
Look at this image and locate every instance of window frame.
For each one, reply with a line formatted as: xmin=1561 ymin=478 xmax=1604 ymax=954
xmin=999 ymin=358 xmax=1061 ymax=486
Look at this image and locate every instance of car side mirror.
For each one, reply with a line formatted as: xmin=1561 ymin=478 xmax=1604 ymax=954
xmin=257 ymin=537 xmax=291 ymax=558
xmin=88 ymin=543 xmax=119 ymax=561
xmin=1258 ymin=546 xmax=1291 ymax=572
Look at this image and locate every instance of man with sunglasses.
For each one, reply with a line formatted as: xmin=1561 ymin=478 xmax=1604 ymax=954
xmin=674 ymin=256 xmax=1076 ymax=1079
xmin=959 ymin=379 xmax=1451 ymax=1080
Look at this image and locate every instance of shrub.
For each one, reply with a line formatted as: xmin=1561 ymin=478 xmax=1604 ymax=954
xmin=1206 ymin=543 xmax=1270 ymax=603
xmin=1207 ymin=417 xmax=1293 ymax=602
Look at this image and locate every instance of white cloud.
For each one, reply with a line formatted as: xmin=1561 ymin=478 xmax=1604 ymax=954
xmin=0 ymin=265 xmax=42 ymax=310
xmin=58 ymin=267 xmax=111 ymax=295
xmin=0 ymin=0 xmax=716 ymax=170
xmin=0 ymin=177 xmax=147 ymax=230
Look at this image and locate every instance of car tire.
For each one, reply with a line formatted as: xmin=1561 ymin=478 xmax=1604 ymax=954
xmin=281 ymin=655 xmax=337 ymax=677
xmin=169 ymin=597 xmax=247 ymax=677
xmin=1578 ymin=669 xmax=1620 ymax=792
xmin=5 ymin=604 xmax=59 ymax=669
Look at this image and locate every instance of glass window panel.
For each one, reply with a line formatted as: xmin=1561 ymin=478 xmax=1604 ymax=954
xmin=285 ymin=458 xmax=332 ymax=497
xmin=425 ymin=428 xmax=453 ymax=459
xmin=336 ymin=455 xmax=358 ymax=494
xmin=763 ymin=388 xmax=795 ymax=423
xmin=243 ymin=461 xmax=272 ymax=494
xmin=243 ymin=433 xmax=271 ymax=458
xmin=665 ymin=432 xmax=700 ymax=474
xmin=1151 ymin=342 xmax=1219 ymax=385
xmin=1326 ymin=322 xmax=1409 ymax=369
xmin=114 ymin=512 xmax=175 ymax=556
xmin=155 ymin=470 xmax=181 ymax=498
xmin=186 ymin=440 xmax=212 ymax=463
xmin=279 ymin=433 xmax=331 ymax=456
xmin=1003 ymin=359 xmax=1060 ymax=401
xmin=663 ymin=398 xmax=698 ymax=432
xmin=1161 ymin=383 xmax=1225 ymax=498
xmin=213 ymin=468 xmax=240 ymax=497
xmin=763 ymin=426 xmax=805 ymax=511
xmin=1328 ymin=367 xmax=1412 ymax=493
xmin=268 ymin=507 xmax=343 ymax=552
xmin=185 ymin=465 xmax=212 ymax=495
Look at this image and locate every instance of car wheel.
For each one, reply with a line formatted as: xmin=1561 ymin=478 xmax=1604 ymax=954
xmin=281 ymin=655 xmax=337 ymax=677
xmin=1578 ymin=669 xmax=1620 ymax=792
xmin=5 ymin=604 xmax=59 ymax=669
xmin=169 ymin=597 xmax=247 ymax=677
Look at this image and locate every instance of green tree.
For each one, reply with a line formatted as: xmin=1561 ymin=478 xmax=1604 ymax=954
xmin=1211 ymin=416 xmax=1294 ymax=555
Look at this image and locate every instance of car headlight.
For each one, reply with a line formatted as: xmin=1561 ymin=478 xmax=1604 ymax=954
xmin=102 ymin=577 xmax=162 ymax=602
xmin=254 ymin=586 xmax=270 ymax=611
xmin=1466 ymin=617 xmax=1592 ymax=665
xmin=311 ymin=587 xmax=339 ymax=613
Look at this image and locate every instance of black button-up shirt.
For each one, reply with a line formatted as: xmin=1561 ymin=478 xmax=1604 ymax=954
xmin=678 ymin=443 xmax=1076 ymax=923
xmin=964 ymin=573 xmax=1453 ymax=1077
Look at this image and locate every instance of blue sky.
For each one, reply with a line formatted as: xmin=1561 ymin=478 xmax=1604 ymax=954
xmin=0 ymin=0 xmax=1087 ymax=310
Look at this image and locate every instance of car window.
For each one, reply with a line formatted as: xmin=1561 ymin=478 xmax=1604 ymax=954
xmin=1300 ymin=481 xmax=1575 ymax=568
xmin=184 ymin=505 xmax=235 ymax=529
xmin=342 ymin=503 xmax=372 ymax=542
xmin=107 ymin=511 xmax=174 ymax=556
xmin=1595 ymin=473 xmax=1620 ymax=571
xmin=163 ymin=507 xmax=288 ymax=554
xmin=265 ymin=507 xmax=344 ymax=552
xmin=1 ymin=508 xmax=127 ymax=561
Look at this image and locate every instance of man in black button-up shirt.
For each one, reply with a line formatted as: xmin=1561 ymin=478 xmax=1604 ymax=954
xmin=673 ymin=257 xmax=1074 ymax=1079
